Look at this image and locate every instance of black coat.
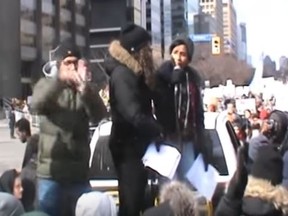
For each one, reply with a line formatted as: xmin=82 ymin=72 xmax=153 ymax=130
xmin=153 ymin=61 xmax=211 ymax=160
xmin=154 ymin=60 xmax=204 ymax=137
xmin=105 ymin=40 xmax=161 ymax=162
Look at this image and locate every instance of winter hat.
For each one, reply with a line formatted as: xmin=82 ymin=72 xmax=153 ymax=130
xmin=0 ymin=192 xmax=24 ymax=216
xmin=0 ymin=169 xmax=18 ymax=194
xmin=169 ymin=36 xmax=194 ymax=62
xmin=53 ymin=38 xmax=81 ymax=61
xmin=120 ymin=23 xmax=151 ymax=53
xmin=75 ymin=191 xmax=117 ymax=216
xmin=251 ymin=145 xmax=283 ymax=186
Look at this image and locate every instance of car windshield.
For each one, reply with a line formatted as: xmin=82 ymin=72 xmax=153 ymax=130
xmin=90 ymin=129 xmax=230 ymax=179
xmin=89 ymin=134 xmax=117 ymax=179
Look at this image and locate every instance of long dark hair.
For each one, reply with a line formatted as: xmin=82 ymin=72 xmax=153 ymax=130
xmin=132 ymin=45 xmax=156 ymax=90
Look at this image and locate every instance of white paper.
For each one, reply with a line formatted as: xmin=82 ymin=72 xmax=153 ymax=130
xmin=142 ymin=143 xmax=181 ymax=179
xmin=185 ymin=154 xmax=219 ymax=200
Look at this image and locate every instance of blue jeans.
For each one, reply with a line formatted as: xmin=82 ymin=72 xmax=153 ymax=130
xmin=37 ymin=178 xmax=91 ymax=216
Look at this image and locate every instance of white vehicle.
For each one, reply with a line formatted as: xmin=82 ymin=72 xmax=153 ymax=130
xmin=89 ymin=113 xmax=239 ymax=209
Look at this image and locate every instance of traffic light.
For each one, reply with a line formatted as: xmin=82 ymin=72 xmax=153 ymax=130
xmin=212 ymin=36 xmax=221 ymax=55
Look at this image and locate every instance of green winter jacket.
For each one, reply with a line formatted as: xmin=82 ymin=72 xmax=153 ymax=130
xmin=30 ymin=78 xmax=107 ymax=183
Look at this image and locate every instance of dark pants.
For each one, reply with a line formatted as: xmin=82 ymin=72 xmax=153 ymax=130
xmin=9 ymin=125 xmax=14 ymax=138
xmin=114 ymin=159 xmax=148 ymax=216
xmin=21 ymin=165 xmax=37 ymax=212
xmin=37 ymin=178 xmax=91 ymax=216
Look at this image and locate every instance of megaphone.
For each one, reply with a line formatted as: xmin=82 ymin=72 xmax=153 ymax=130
xmin=42 ymin=60 xmax=58 ymax=78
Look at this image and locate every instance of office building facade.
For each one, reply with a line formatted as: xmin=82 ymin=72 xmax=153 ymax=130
xmin=89 ymin=0 xmax=148 ymax=84
xmin=238 ymin=22 xmax=247 ymax=62
xmin=187 ymin=0 xmax=199 ymax=34
xmin=146 ymin=0 xmax=162 ymax=60
xmin=0 ymin=0 xmax=89 ymax=99
xmin=199 ymin=0 xmax=223 ymax=47
xmin=222 ymin=0 xmax=237 ymax=56
xmin=171 ymin=0 xmax=188 ymax=39
xmin=161 ymin=0 xmax=173 ymax=59
xmin=193 ymin=12 xmax=217 ymax=35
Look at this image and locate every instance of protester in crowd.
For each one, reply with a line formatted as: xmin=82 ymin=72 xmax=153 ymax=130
xmin=143 ymin=181 xmax=199 ymax=216
xmin=99 ymin=84 xmax=110 ymax=111
xmin=75 ymin=191 xmax=117 ymax=216
xmin=15 ymin=118 xmax=39 ymax=169
xmin=9 ymin=105 xmax=16 ymax=139
xmin=0 ymin=192 xmax=25 ymax=216
xmin=249 ymin=110 xmax=287 ymax=163
xmin=15 ymin=118 xmax=39 ymax=211
xmin=250 ymin=113 xmax=262 ymax=137
xmin=243 ymin=109 xmax=253 ymax=140
xmin=248 ymin=119 xmax=273 ymax=162
xmin=153 ymin=35 xmax=212 ymax=178
xmin=105 ymin=24 xmax=162 ymax=216
xmin=216 ymin=145 xmax=288 ymax=216
xmin=0 ymin=169 xmax=23 ymax=200
xmin=232 ymin=118 xmax=248 ymax=146
xmin=244 ymin=109 xmax=252 ymax=122
xmin=30 ymin=38 xmax=107 ymax=216
xmin=224 ymin=99 xmax=241 ymax=123
xmin=22 ymin=100 xmax=31 ymax=122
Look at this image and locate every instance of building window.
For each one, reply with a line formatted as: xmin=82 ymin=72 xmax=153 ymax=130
xmin=60 ymin=9 xmax=72 ymax=33
xmin=76 ymin=25 xmax=86 ymax=35
xmin=60 ymin=0 xmax=69 ymax=9
xmin=75 ymin=0 xmax=85 ymax=14
xmin=42 ymin=14 xmax=54 ymax=28
xmin=21 ymin=32 xmax=36 ymax=47
xmin=21 ymin=0 xmax=36 ymax=21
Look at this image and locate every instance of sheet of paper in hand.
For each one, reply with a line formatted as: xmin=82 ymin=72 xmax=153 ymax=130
xmin=186 ymin=154 xmax=219 ymax=200
xmin=142 ymin=143 xmax=181 ymax=179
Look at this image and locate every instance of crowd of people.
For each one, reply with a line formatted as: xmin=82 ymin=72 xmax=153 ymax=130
xmin=6 ymin=99 xmax=31 ymax=139
xmin=1 ymin=23 xmax=288 ymax=216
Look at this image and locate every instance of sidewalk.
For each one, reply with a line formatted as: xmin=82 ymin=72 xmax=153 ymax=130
xmin=0 ymin=118 xmax=39 ymax=134
xmin=0 ymin=118 xmax=8 ymax=128
xmin=0 ymin=125 xmax=25 ymax=175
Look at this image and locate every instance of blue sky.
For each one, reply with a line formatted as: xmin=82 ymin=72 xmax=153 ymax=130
xmin=234 ymin=0 xmax=288 ymax=67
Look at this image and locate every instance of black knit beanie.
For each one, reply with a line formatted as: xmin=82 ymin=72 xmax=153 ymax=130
xmin=54 ymin=38 xmax=81 ymax=61
xmin=120 ymin=24 xmax=151 ymax=53
xmin=251 ymin=145 xmax=283 ymax=186
xmin=169 ymin=36 xmax=194 ymax=62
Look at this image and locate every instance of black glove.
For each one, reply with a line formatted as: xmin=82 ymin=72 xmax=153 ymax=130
xmin=227 ymin=145 xmax=248 ymax=199
xmin=155 ymin=134 xmax=165 ymax=152
xmin=171 ymin=67 xmax=186 ymax=84
xmin=199 ymin=131 xmax=213 ymax=172
xmin=202 ymin=152 xmax=209 ymax=172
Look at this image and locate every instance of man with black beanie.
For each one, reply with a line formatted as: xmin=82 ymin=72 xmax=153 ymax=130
xmin=104 ymin=23 xmax=162 ymax=216
xmin=31 ymin=38 xmax=107 ymax=216
xmin=153 ymin=36 xmax=212 ymax=179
